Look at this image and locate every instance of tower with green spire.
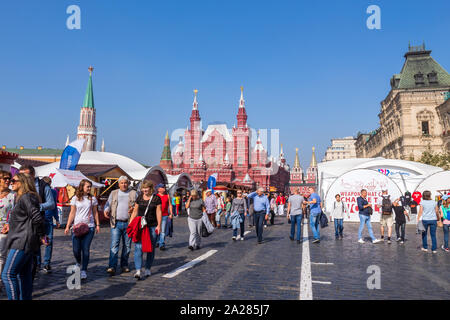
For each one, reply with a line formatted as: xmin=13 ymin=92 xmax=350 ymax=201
xmin=77 ymin=66 xmax=97 ymax=152
xmin=159 ymin=131 xmax=173 ymax=170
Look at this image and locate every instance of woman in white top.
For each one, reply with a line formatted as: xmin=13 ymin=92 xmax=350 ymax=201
xmin=0 ymin=170 xmax=14 ymax=276
xmin=65 ymin=179 xmax=100 ymax=279
xmin=417 ymin=190 xmax=440 ymax=253
xmin=330 ymin=194 xmax=350 ymax=240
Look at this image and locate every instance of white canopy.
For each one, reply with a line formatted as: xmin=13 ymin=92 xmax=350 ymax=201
xmin=414 ymin=171 xmax=450 ymax=197
xmin=50 ymin=169 xmax=104 ymax=188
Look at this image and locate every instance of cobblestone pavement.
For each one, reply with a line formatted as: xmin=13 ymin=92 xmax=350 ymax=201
xmin=2 ymin=215 xmax=448 ymax=300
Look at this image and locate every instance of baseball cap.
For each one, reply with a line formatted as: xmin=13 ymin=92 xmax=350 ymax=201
xmin=155 ymin=183 xmax=165 ymax=190
xmin=442 ymin=194 xmax=449 ymax=201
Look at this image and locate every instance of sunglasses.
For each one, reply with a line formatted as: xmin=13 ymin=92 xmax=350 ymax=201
xmin=10 ymin=179 xmax=19 ymax=184
xmin=0 ymin=177 xmax=11 ymax=181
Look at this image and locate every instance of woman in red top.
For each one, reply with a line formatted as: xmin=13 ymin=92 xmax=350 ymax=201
xmin=155 ymin=184 xmax=172 ymax=251
xmin=276 ymin=192 xmax=286 ymax=216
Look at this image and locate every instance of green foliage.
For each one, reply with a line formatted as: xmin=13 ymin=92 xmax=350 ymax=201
xmin=419 ymin=150 xmax=450 ymax=170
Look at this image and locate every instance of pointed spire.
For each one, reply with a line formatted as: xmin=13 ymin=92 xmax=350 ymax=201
xmin=254 ymin=130 xmax=265 ymax=152
xmin=83 ymin=66 xmax=95 ymax=109
xmin=65 ymin=135 xmax=70 ymax=147
xmin=239 ymin=86 xmax=245 ymax=108
xmin=193 ymin=89 xmax=198 ymax=110
xmin=310 ymin=146 xmax=317 ymax=167
xmin=159 ymin=131 xmax=173 ymax=170
xmin=294 ymin=148 xmax=300 ymax=168
xmin=101 ymin=139 xmax=105 ymax=152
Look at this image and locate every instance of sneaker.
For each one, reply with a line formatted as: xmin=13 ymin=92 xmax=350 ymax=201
xmin=358 ymin=239 xmax=365 ymax=244
xmin=396 ymin=238 xmax=401 ymax=242
xmin=240 ymin=237 xmax=244 ymax=241
xmin=121 ymin=267 xmax=130 ymax=273
xmin=312 ymin=239 xmax=320 ymax=243
xmin=372 ymin=239 xmax=382 ymax=244
xmin=42 ymin=265 xmax=51 ymax=274
xmin=421 ymin=248 xmax=428 ymax=252
xmin=432 ymin=250 xmax=437 ymax=254
xmin=80 ymin=271 xmax=87 ymax=280
xmin=289 ymin=236 xmax=294 ymax=241
xmin=264 ymin=225 xmax=267 ymax=228
xmin=188 ymin=246 xmax=194 ymax=251
xmin=106 ymin=267 xmax=115 ymax=275
xmin=134 ymin=270 xmax=141 ymax=279
xmin=400 ymin=241 xmax=404 ymax=244
xmin=232 ymin=236 xmax=236 ymax=241
xmin=144 ymin=269 xmax=151 ymax=277
xmin=387 ymin=239 xmax=392 ymax=244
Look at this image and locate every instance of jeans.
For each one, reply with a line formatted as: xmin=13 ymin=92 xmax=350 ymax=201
xmin=254 ymin=211 xmax=266 ymax=242
xmin=36 ymin=220 xmax=54 ymax=267
xmin=290 ymin=214 xmax=303 ymax=241
xmin=358 ymin=214 xmax=376 ymax=241
xmin=395 ymin=222 xmax=406 ymax=241
xmin=232 ymin=213 xmax=246 ymax=237
xmin=310 ymin=213 xmax=320 ymax=240
xmin=72 ymin=227 xmax=95 ymax=271
xmin=443 ymin=224 xmax=449 ymax=249
xmin=215 ymin=209 xmax=223 ymax=225
xmin=1 ymin=249 xmax=33 ymax=300
xmin=134 ymin=226 xmax=157 ymax=270
xmin=167 ymin=217 xmax=173 ymax=237
xmin=0 ymin=233 xmax=8 ymax=275
xmin=108 ymin=221 xmax=132 ymax=269
xmin=334 ymin=218 xmax=344 ymax=237
xmin=422 ymin=220 xmax=437 ymax=251
xmin=224 ymin=211 xmax=231 ymax=226
xmin=158 ymin=216 xmax=169 ymax=247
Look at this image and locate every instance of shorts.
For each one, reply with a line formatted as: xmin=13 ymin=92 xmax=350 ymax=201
xmin=380 ymin=214 xmax=394 ymax=227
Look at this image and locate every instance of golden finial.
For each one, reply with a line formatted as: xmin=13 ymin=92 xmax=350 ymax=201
xmin=88 ymin=66 xmax=94 ymax=75
xmin=241 ymin=86 xmax=244 ymax=93
xmin=194 ymin=89 xmax=198 ymax=95
xmin=312 ymin=146 xmax=315 ymax=152
xmin=296 ymin=148 xmax=298 ymax=152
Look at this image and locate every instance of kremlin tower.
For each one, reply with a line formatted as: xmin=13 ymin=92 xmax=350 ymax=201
xmin=77 ymin=66 xmax=97 ymax=152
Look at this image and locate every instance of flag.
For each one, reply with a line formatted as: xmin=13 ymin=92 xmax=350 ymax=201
xmin=207 ymin=173 xmax=218 ymax=191
xmin=59 ymin=139 xmax=85 ymax=170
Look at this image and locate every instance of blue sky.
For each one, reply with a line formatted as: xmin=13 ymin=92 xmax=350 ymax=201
xmin=1 ymin=0 xmax=450 ymax=169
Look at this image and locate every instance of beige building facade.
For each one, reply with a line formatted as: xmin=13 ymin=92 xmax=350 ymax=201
xmin=355 ymin=44 xmax=450 ymax=160
xmin=436 ymin=96 xmax=450 ymax=151
xmin=323 ymin=137 xmax=356 ymax=162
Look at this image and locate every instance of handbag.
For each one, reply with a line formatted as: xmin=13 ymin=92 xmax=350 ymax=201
xmin=367 ymin=206 xmax=373 ymax=215
xmin=417 ymin=220 xmax=425 ymax=233
xmin=73 ymin=198 xmax=93 ymax=238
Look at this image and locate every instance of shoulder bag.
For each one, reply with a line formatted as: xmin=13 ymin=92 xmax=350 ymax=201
xmin=141 ymin=195 xmax=154 ymax=229
xmin=73 ymin=198 xmax=93 ymax=238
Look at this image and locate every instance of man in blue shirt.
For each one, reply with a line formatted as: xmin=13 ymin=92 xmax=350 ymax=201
xmin=247 ymin=188 xmax=270 ymax=244
xmin=305 ymin=187 xmax=322 ymax=243
xmin=357 ymin=189 xmax=381 ymax=244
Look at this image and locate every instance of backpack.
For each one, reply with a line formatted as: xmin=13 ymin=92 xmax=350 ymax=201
xmin=382 ymin=196 xmax=392 ymax=215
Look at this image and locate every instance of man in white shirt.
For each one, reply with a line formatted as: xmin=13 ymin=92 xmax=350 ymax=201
xmin=104 ymin=176 xmax=136 ymax=275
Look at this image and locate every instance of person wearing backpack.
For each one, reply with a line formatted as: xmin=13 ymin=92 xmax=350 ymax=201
xmin=439 ymin=194 xmax=450 ymax=252
xmin=377 ymin=189 xmax=394 ymax=244
xmin=330 ymin=194 xmax=350 ymax=240
xmin=392 ymin=199 xmax=410 ymax=244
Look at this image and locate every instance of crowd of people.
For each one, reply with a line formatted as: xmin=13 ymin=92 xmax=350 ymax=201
xmin=0 ymin=164 xmax=448 ymax=300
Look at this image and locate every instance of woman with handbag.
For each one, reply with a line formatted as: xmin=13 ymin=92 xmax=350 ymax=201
xmin=417 ymin=190 xmax=440 ymax=253
xmin=129 ymin=180 xmax=161 ymax=279
xmin=1 ymin=173 xmax=44 ymax=300
xmin=186 ymin=189 xmax=205 ymax=250
xmin=64 ymin=179 xmax=100 ymax=280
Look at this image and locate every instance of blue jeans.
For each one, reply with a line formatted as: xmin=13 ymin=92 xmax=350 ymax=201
xmin=358 ymin=214 xmax=376 ymax=241
xmin=134 ymin=226 xmax=157 ymax=270
xmin=2 ymin=249 xmax=33 ymax=300
xmin=334 ymin=219 xmax=344 ymax=237
xmin=108 ymin=221 xmax=132 ymax=269
xmin=158 ymin=216 xmax=169 ymax=247
xmin=224 ymin=211 xmax=231 ymax=226
xmin=422 ymin=220 xmax=437 ymax=251
xmin=215 ymin=209 xmax=223 ymax=225
xmin=254 ymin=211 xmax=266 ymax=242
xmin=310 ymin=213 xmax=320 ymax=240
xmin=290 ymin=214 xmax=303 ymax=240
xmin=72 ymin=227 xmax=95 ymax=271
xmin=443 ymin=224 xmax=449 ymax=249
xmin=36 ymin=220 xmax=54 ymax=267
xmin=232 ymin=213 xmax=246 ymax=237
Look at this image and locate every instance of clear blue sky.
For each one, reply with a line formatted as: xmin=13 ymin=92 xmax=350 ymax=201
xmin=1 ymin=0 xmax=450 ymax=169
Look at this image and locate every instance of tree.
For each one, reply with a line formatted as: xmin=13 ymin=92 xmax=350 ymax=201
xmin=418 ymin=150 xmax=450 ymax=170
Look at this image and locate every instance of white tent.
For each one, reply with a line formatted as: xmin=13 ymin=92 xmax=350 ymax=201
xmin=50 ymin=169 xmax=104 ymax=188
xmin=324 ymin=168 xmax=403 ymax=223
xmin=414 ymin=171 xmax=450 ymax=197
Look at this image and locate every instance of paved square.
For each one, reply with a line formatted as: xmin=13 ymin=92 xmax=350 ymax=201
xmin=3 ymin=216 xmax=448 ymax=300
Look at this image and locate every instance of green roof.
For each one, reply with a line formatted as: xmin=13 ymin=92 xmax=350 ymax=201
xmin=82 ymin=73 xmax=95 ymax=109
xmin=391 ymin=45 xmax=450 ymax=90
xmin=6 ymin=148 xmax=63 ymax=156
